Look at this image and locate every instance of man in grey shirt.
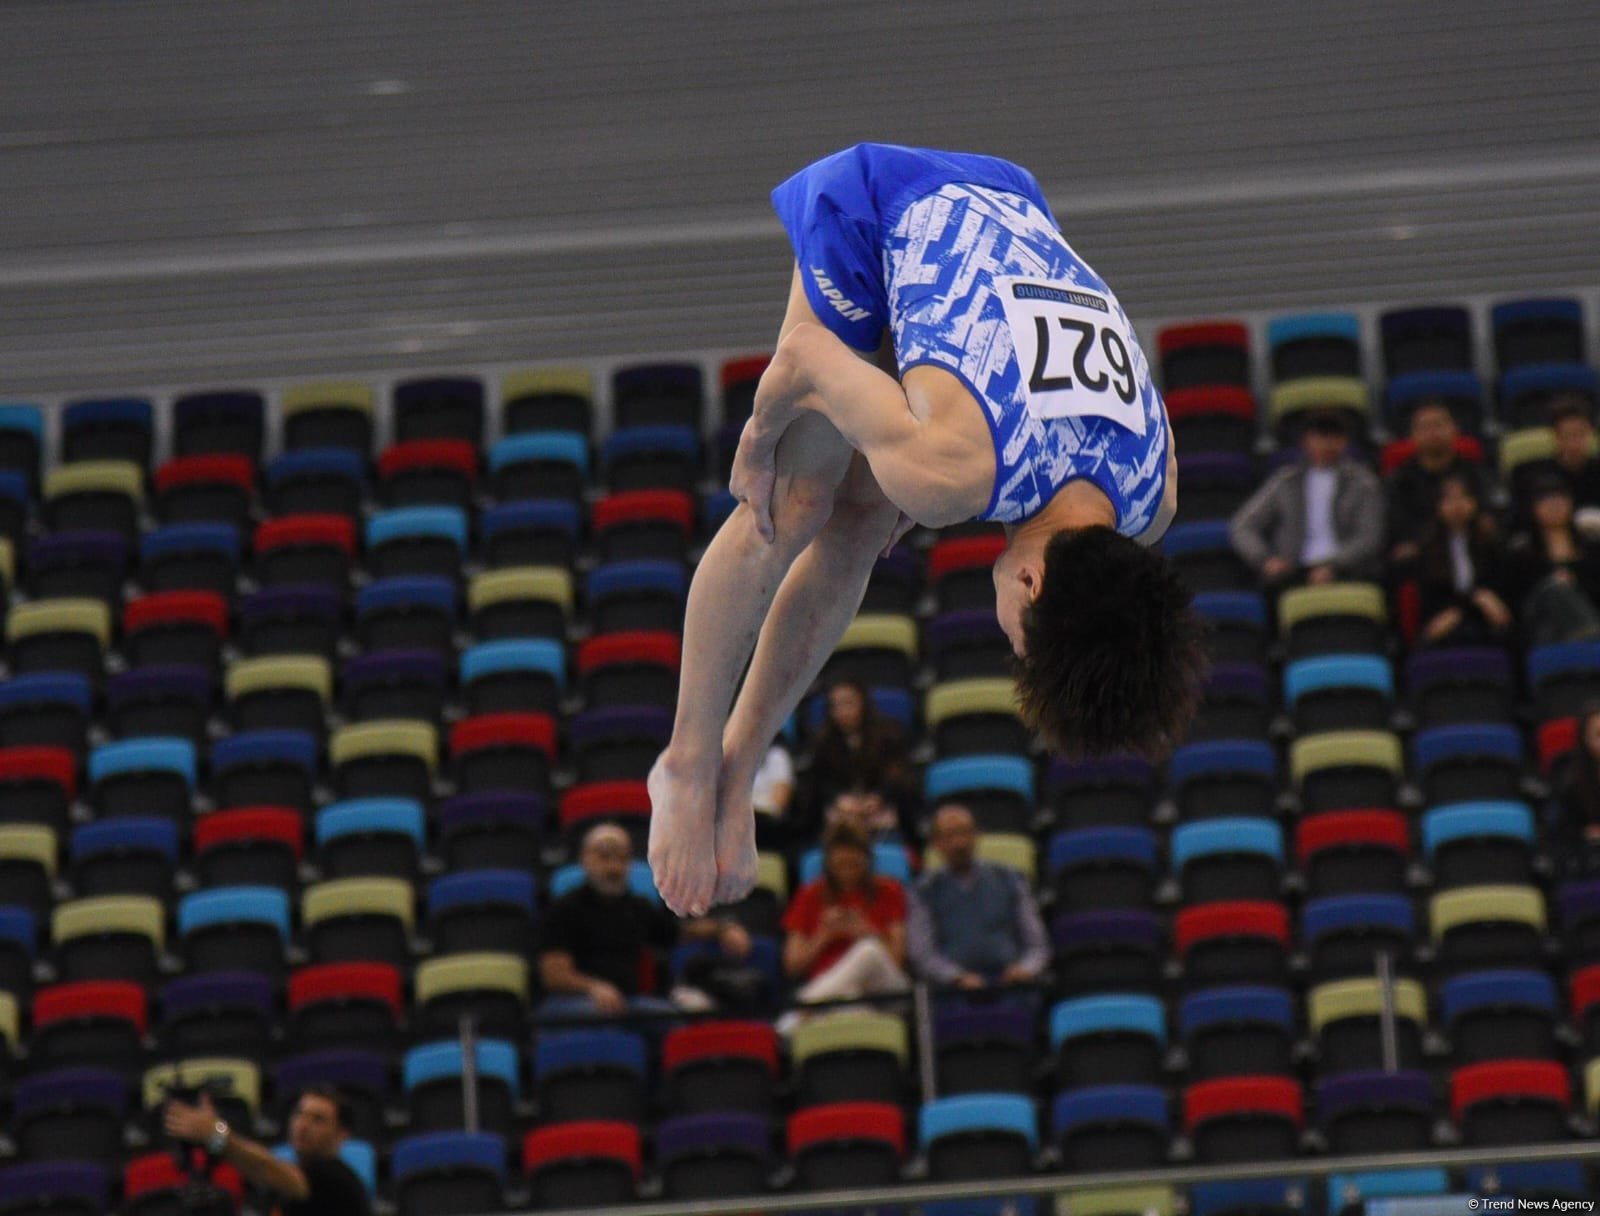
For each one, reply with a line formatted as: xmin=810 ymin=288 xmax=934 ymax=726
xmin=907 ymin=803 xmax=1049 ymax=989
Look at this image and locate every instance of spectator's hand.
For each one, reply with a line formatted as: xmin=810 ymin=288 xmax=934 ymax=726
xmin=718 ymin=921 xmax=752 ymax=961
xmin=954 ymin=972 xmax=986 ymax=991
xmin=1422 ymin=607 xmax=1464 ymax=643
xmin=163 ymin=1093 xmax=218 ymax=1144
xmin=1472 ymin=588 xmax=1514 ymax=631
xmin=586 ymin=980 xmax=627 ymax=1016
xmin=836 ymin=908 xmax=871 ymax=940
xmin=1000 ymin=963 xmax=1036 ymax=986
xmin=1307 ymin=564 xmax=1336 ymax=585
xmin=819 ymin=906 xmax=851 ymax=936
xmin=1262 ymin=557 xmax=1293 ymax=582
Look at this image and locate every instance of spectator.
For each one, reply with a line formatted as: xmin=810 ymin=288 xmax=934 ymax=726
xmin=1229 ymin=410 xmax=1384 ymax=586
xmin=1505 ymin=474 xmax=1600 ymax=646
xmin=164 ymin=1084 xmax=371 ymax=1216
xmin=540 ymin=823 xmax=752 ymax=1020
xmin=781 ymin=819 xmax=909 ymax=1009
xmin=1414 ymin=473 xmax=1514 ymax=648
xmin=1385 ymin=398 xmax=1488 ymax=570
xmin=907 ymin=803 xmax=1048 ymax=991
xmin=803 ymin=679 xmax=917 ymax=834
xmin=1551 ymin=396 xmax=1600 ymax=528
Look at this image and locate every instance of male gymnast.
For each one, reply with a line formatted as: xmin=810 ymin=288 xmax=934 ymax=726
xmin=649 ymin=143 xmax=1204 ymax=917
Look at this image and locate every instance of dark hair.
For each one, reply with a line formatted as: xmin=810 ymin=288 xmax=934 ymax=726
xmin=1014 ymin=526 xmax=1206 ymax=758
xmin=812 ymin=679 xmax=910 ymax=805
xmin=1550 ymin=393 xmax=1595 ymax=428
xmin=1419 ymin=472 xmax=1498 ymax=584
xmin=821 ymin=818 xmax=876 ymax=900
xmin=297 ymin=1084 xmax=353 ymax=1133
xmin=1408 ymin=397 xmax=1455 ymax=426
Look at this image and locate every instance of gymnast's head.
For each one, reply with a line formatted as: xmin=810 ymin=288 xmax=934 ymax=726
xmin=994 ymin=524 xmax=1205 ymax=758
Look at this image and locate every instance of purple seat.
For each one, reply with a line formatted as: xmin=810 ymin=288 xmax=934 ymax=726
xmin=1317 ymin=1069 xmax=1434 ymax=1152
xmin=656 ymin=1111 xmax=769 ymax=1199
xmin=341 ymin=649 xmax=448 ymax=721
xmin=28 ymin=531 xmax=129 ymax=602
xmin=435 ymin=790 xmax=546 ymax=871
xmin=1051 ymin=909 xmax=1165 ymax=994
xmin=0 ymin=1161 xmax=110 ymax=1213
xmin=162 ymin=971 xmax=275 ymax=1019
xmin=14 ymin=1068 xmax=130 ymax=1163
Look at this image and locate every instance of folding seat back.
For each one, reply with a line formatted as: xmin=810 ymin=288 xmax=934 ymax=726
xmin=1451 ymin=1059 xmax=1571 ymax=1145
xmin=1284 ymin=654 xmax=1392 ymax=734
xmin=1499 ymin=425 xmax=1564 ymax=501
xmin=1268 ymin=311 xmax=1362 ymax=381
xmin=1169 ymin=739 xmax=1278 ymax=819
xmin=0 ymin=745 xmax=76 ymax=835
xmin=822 ymin=612 xmax=919 ymax=692
xmin=1173 ymin=818 xmax=1284 ymax=904
xmin=523 ymin=1121 xmax=640 ymax=1209
xmin=1421 ymin=801 xmax=1536 ymax=889
xmin=932 ymin=1004 xmax=1035 ymax=1096
xmin=925 ymin=677 xmax=1028 ymax=757
xmin=13 ymin=1068 xmax=130 ymax=1163
xmin=654 ymin=1112 xmax=769 ymax=1200
xmin=1157 ymin=321 xmax=1252 ymax=391
xmin=558 ymin=779 xmax=652 ymax=848
xmin=1430 ymin=884 xmax=1546 ymax=976
xmin=315 ymin=798 xmax=426 ymax=880
xmin=788 ymin=1101 xmax=904 ymax=1190
xmin=1405 ymin=646 xmax=1515 ymax=727
xmin=920 ymin=1093 xmax=1037 ymax=1182
xmin=355 ymin=574 xmax=457 ymax=654
xmin=0 ymin=824 xmax=56 ymax=919
xmin=153 ymin=453 xmax=254 ymax=527
xmin=614 ymin=361 xmax=704 ymax=429
xmin=286 ymin=961 xmax=403 ymax=1052
xmin=928 ymin=533 xmax=1005 ymax=612
xmin=30 ymin=980 xmax=146 ymax=1073
xmin=88 ymin=735 xmax=196 ymax=821
xmin=7 ymin=596 xmax=109 ymax=680
xmin=1045 ymin=754 xmax=1156 ymax=830
xmin=1052 ymin=1084 xmax=1170 ymax=1172
xmin=403 ymin=1038 xmax=520 ymax=1134
xmin=343 ymin=649 xmax=448 ymax=724
xmin=1279 ymin=583 xmax=1386 ymax=658
xmin=924 ymin=754 xmax=1036 ymax=834
xmin=1500 ymin=363 xmax=1599 ymax=429
xmin=414 ymin=951 xmax=530 ymax=1040
xmin=1318 ymin=1070 xmax=1435 ymax=1155
xmin=1379 ymin=305 xmax=1473 ymax=378
xmin=123 ymin=590 xmax=228 ymax=672
xmin=576 ymin=629 xmax=680 ymax=709
xmin=488 ymin=431 xmax=589 ymax=503
xmin=62 ymin=397 xmax=152 ymax=465
xmin=1413 ymin=724 xmax=1524 ymax=806
xmin=1162 ymin=519 xmax=1250 ymax=592
xmin=662 ymin=1020 xmax=779 ymax=1115
xmin=159 ymin=971 xmax=276 ymax=1060
xmin=226 ymin=654 xmax=330 ymax=735
xmin=1540 ymin=716 xmax=1581 ymax=790
xmin=1180 ymin=984 xmax=1295 ymax=1080
xmin=1296 ymin=809 xmax=1411 ymax=896
xmin=1052 ymin=909 xmax=1165 ymax=994
xmin=237 ymin=585 xmax=342 ymax=660
xmin=1188 ymin=661 xmax=1272 ymax=743
xmin=1178 ymin=451 xmax=1258 ymax=525
xmin=253 ymin=513 xmax=355 ymax=588
xmin=450 ymin=711 xmax=556 ymax=796
xmin=587 ymin=559 xmax=686 ymax=636
xmin=1290 ymin=730 xmax=1403 ymax=815
xmin=377 ymin=438 xmax=477 ymax=509
xmin=461 ymin=638 xmax=565 ymax=716
xmin=1184 ymin=1075 xmax=1303 ymax=1163
xmin=1175 ymin=900 xmax=1291 ymax=989
xmin=592 ymin=488 xmax=695 ymax=561
xmin=393 ymin=374 xmax=485 ymax=443
xmin=531 ymin=1024 xmax=643 ymax=1120
xmin=435 ymin=790 xmax=546 ymax=873
xmin=192 ymin=806 xmax=303 ymax=890
xmin=44 ymin=459 xmax=143 ymax=538
xmin=1049 ymin=993 xmax=1165 ymax=1088
xmin=481 ymin=498 xmax=581 ymax=568
xmin=329 ymin=718 xmax=437 ymax=801
xmin=0 ymin=672 xmax=92 ymax=755
xmin=0 ymin=402 xmax=43 ymax=489
xmin=601 ymin=424 xmax=701 ymax=494
xmin=283 ymin=381 xmax=377 ymax=457
xmin=428 ymin=868 xmax=538 ymax=957
xmin=1192 ymin=590 xmax=1268 ymax=665
xmin=1528 ymin=640 xmax=1600 ymax=721
xmin=925 ymin=609 xmax=1012 ymax=680
xmin=1302 ymin=893 xmax=1417 ymax=981
xmin=1385 ymin=369 xmax=1485 ymax=435
xmin=1047 ymin=826 xmax=1159 ymax=910
xmin=393 ymin=1130 xmax=506 ymax=1216
xmin=27 ymin=530 xmax=128 ymax=605
xmin=302 ymin=876 xmax=414 ymax=967
xmin=791 ymin=1011 xmax=909 ymax=1107
xmin=1308 ymin=976 xmax=1428 ymax=1075
xmin=719 ymin=354 xmax=768 ymax=427
xmin=1493 ymin=297 xmax=1587 ymax=373
xmin=569 ymin=705 xmax=672 ymax=781
xmin=53 ymin=894 xmax=164 ymax=984
xmin=469 ymin=565 xmax=572 ymax=641
xmin=177 ymin=885 xmax=290 ymax=977
xmin=0 ymin=1162 xmax=111 ymax=1216
xmin=69 ymin=816 xmax=178 ymax=899
xmin=0 ymin=906 xmax=38 ymax=1001
xmin=1442 ymin=968 xmax=1559 ymax=1064
xmin=861 ymin=543 xmax=923 ymax=615
xmin=365 ymin=504 xmax=469 ymax=581
xmin=264 ymin=447 xmax=366 ymax=518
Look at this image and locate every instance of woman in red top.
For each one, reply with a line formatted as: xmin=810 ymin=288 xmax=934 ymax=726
xmin=782 ymin=819 xmax=910 ymax=1005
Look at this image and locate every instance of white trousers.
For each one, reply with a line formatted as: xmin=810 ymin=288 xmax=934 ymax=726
xmin=798 ymin=937 xmax=910 ymax=1004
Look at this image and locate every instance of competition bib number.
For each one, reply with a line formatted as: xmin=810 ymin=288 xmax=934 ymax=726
xmin=997 ymin=277 xmax=1147 ymax=436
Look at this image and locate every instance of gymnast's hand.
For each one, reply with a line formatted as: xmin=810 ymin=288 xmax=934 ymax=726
xmin=730 ymin=417 xmax=780 ymax=543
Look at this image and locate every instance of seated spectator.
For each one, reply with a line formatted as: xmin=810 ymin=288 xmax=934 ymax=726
xmin=750 ymin=740 xmax=796 ymax=852
xmin=908 ymin=803 xmax=1048 ymax=991
xmin=1229 ymin=410 xmax=1383 ymax=587
xmin=1385 ymin=397 xmax=1489 ymax=571
xmin=1552 ymin=395 xmax=1600 ymax=530
xmin=539 ymin=823 xmax=752 ymax=1021
xmin=1506 ymin=474 xmax=1600 ymax=646
xmin=1551 ymin=705 xmax=1600 ymax=878
xmin=782 ymin=819 xmax=909 ymax=1010
xmin=1415 ymin=473 xmax=1514 ymax=648
xmin=825 ymin=787 xmax=908 ymax=846
xmin=803 ymin=679 xmax=918 ymax=835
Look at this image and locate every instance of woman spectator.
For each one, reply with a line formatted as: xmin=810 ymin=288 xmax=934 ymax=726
xmin=1414 ymin=473 xmax=1514 ymax=648
xmin=804 ymin=679 xmax=917 ymax=835
xmin=781 ymin=819 xmax=910 ymax=1010
xmin=1551 ymin=706 xmax=1600 ymax=877
xmin=1506 ymin=473 xmax=1600 ymax=645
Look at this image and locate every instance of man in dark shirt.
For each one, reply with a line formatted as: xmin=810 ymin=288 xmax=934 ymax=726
xmin=1552 ymin=396 xmax=1600 ymax=524
xmin=1385 ymin=397 xmax=1489 ymax=570
xmin=165 ymin=1084 xmax=370 ymax=1216
xmin=540 ymin=821 xmax=751 ymax=1019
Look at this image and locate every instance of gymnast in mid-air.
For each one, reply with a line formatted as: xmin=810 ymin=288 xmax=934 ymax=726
xmin=649 ymin=143 xmax=1203 ymax=917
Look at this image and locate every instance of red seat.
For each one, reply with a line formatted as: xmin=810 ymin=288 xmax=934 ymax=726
xmin=1451 ymin=1059 xmax=1570 ymax=1129
xmin=559 ymin=780 xmax=652 ymax=833
xmin=124 ymin=590 xmax=229 ymax=640
xmin=287 ymin=961 xmax=405 ymax=1020
xmin=1183 ymin=1075 xmax=1303 ymax=1132
xmin=721 ymin=354 xmax=771 ymax=391
xmin=1165 ymin=386 xmax=1258 ymax=423
xmin=663 ymin=1020 xmax=780 ymax=1077
xmin=154 ymin=454 xmax=255 ymax=497
xmin=449 ymin=713 xmax=558 ymax=763
xmin=1157 ymin=321 xmax=1251 ymax=362
xmin=1296 ymin=809 xmax=1411 ymax=895
xmin=576 ymin=632 xmax=681 ymax=676
xmin=788 ymin=1101 xmax=906 ymax=1158
xmin=1570 ymin=964 xmax=1600 ymax=1026
xmin=0 ymin=745 xmax=77 ymax=798
xmin=927 ymin=535 xmax=1006 ymax=583
xmin=377 ymin=439 xmax=479 ymax=482
xmin=254 ymin=513 xmax=356 ymax=557
xmin=124 ymin=1151 xmax=243 ymax=1205
xmin=1175 ymin=901 xmax=1291 ymax=954
xmin=591 ymin=489 xmax=695 ymax=534
xmin=523 ymin=1120 xmax=643 ymax=1178
xmin=193 ymin=807 xmax=305 ymax=861
xmin=1539 ymin=717 xmax=1578 ymax=777
xmin=33 ymin=980 xmax=148 ymax=1036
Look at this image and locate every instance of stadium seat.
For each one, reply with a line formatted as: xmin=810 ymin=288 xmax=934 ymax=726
xmin=1451 ymin=1059 xmax=1571 ymax=1145
xmin=662 ymin=1020 xmax=779 ymax=1115
xmin=1192 ymin=590 xmax=1269 ymax=665
xmin=1414 ymin=724 xmax=1524 ymax=806
xmin=558 ymin=779 xmax=652 ymax=848
xmin=1442 ymin=968 xmax=1559 ymax=1064
xmin=356 ymin=574 xmax=457 ymax=654
xmin=468 ymin=565 xmax=573 ymax=641
xmin=576 ymin=630 xmax=679 ymax=708
xmin=1158 ymin=321 xmax=1251 ymax=391
xmin=123 ymin=590 xmax=228 ymax=672
xmin=404 ymin=1038 xmax=519 ymax=1135
xmin=1528 ymin=640 xmax=1600 ymax=721
xmin=1269 ymin=311 xmax=1362 ymax=381
xmin=54 ymin=893 xmax=164 ymax=984
xmin=1053 ymin=909 xmax=1165 ymax=994
xmin=1385 ymin=369 xmax=1485 ymax=436
xmin=123 ymin=1152 xmax=242 ymax=1216
xmin=1045 ymin=754 xmax=1157 ymax=830
xmin=1172 ymin=818 xmax=1284 ymax=904
xmin=1184 ymin=1075 xmax=1303 ymax=1162
xmin=1285 ymin=655 xmax=1392 ymax=734
xmin=601 ymin=424 xmax=700 ymax=494
xmin=1493 ymin=297 xmax=1587 ymax=373
xmin=302 ymin=876 xmax=414 ymax=968
xmin=1177 ymin=451 xmax=1256 ymax=521
xmin=482 ymin=499 xmax=582 ymax=569
xmin=1279 ymin=583 xmax=1387 ymax=658
xmin=1176 ymin=900 xmax=1290 ymax=989
xmin=926 ymin=609 xmax=1012 ymax=680
xmin=933 ymin=1004 xmax=1035 ymax=1096
xmin=1302 ymin=893 xmax=1417 ymax=981
xmin=394 ymin=374 xmax=485 ymax=444
xmin=826 ymin=612 xmax=919 ymax=690
xmin=264 ymin=447 xmax=367 ymax=518
xmin=488 ymin=430 xmax=588 ymax=503
xmin=436 ymin=790 xmax=546 ymax=873
xmin=286 ymin=962 xmax=404 ymax=1053
xmin=254 ymin=513 xmax=355 ymax=588
xmin=928 ymin=533 xmax=1005 ymax=612
xmin=1499 ymin=425 xmax=1571 ymax=502
xmin=177 ymin=886 xmax=290 ymax=977
xmin=393 ymin=1130 xmax=506 ymax=1216
xmin=30 ymin=980 xmax=146 ymax=1073
xmin=0 ymin=403 xmax=43 ymax=489
xmin=159 ymin=971 xmax=276 ymax=1060
xmin=587 ymin=559 xmax=687 ymax=635
xmin=14 ymin=1068 xmax=130 ymax=1163
xmin=1048 ymin=827 xmax=1160 ymax=911
xmin=415 ymin=951 xmax=531 ymax=1039
xmin=330 ymin=719 xmax=437 ymax=801
xmin=615 ymin=361 xmax=704 ymax=429
xmin=1050 ymin=993 xmax=1165 ymax=1088
xmin=61 ymin=397 xmax=151 ymax=466
xmin=70 ymin=816 xmax=178 ymax=899
xmin=1270 ymin=374 xmax=1371 ymax=444
xmin=792 ymin=1010 xmax=908 ymax=1107
xmin=788 ymin=1101 xmax=905 ymax=1191
xmin=1430 ymin=884 xmax=1547 ymax=976
xmin=523 ymin=1121 xmax=640 ymax=1209
xmin=316 ymin=797 xmax=426 ymax=880
xmin=862 ymin=543 xmax=923 ymax=615
xmin=153 ymin=453 xmax=254 ymax=528
xmin=0 ymin=673 xmax=91 ymax=755
xmin=921 ymin=1092 xmax=1037 ymax=1185
xmin=1063 ymin=1185 xmax=1181 ymax=1216
xmin=450 ymin=712 xmax=556 ymax=796
xmin=192 ymin=806 xmax=303 ymax=891
xmin=0 ymin=906 xmax=38 ymax=1001
xmin=569 ymin=706 xmax=672 ymax=781
xmin=1559 ymin=879 xmax=1600 ymax=966
xmin=501 ymin=367 xmax=593 ymax=435
xmin=533 ymin=1028 xmax=649 ymax=1122
xmin=925 ymin=678 xmax=1028 ymax=756
xmin=924 ymin=754 xmax=1036 ymax=834
xmin=1170 ymin=739 xmax=1278 ymax=820
xmin=1308 ymin=975 xmax=1427 ymax=1075
xmin=366 ymin=505 xmax=469 ymax=580
xmin=343 ymin=649 xmax=449 ymax=723
xmin=1052 ymin=1084 xmax=1170 ymax=1171
xmin=0 ymin=472 xmax=26 ymax=546
xmin=237 ymin=585 xmax=343 ymax=659
xmin=1181 ymin=984 xmax=1295 ymax=1080
xmin=44 ymin=459 xmax=143 ymax=538
xmin=272 ymin=1139 xmax=378 ymax=1198
xmin=0 ymin=825 xmax=55 ymax=919
xmin=593 ymin=488 xmax=695 ymax=562
xmin=1318 ymin=1070 xmax=1435 ymax=1154
xmin=1162 ymin=520 xmax=1251 ymax=592
xmin=1380 ymin=303 xmax=1473 ymax=377
xmin=283 ymin=377 xmax=376 ymax=454
xmin=8 ymin=597 xmax=109 ymax=681
xmin=1189 ymin=662 xmax=1272 ymax=743
xmin=1297 ymin=809 xmax=1411 ymax=896
xmin=1291 ymin=730 xmax=1402 ymax=816
xmin=1540 ymin=716 xmax=1581 ymax=790
xmin=275 ymin=1050 xmax=390 ymax=1143
xmin=428 ymin=868 xmax=537 ymax=957
xmin=1500 ymin=362 xmax=1599 ymax=429
xmin=377 ymin=438 xmax=477 ymax=510
xmin=1421 ymin=801 xmax=1536 ymax=889
xmin=226 ymin=653 xmax=330 ymax=734
xmin=1405 ymin=646 xmax=1515 ymax=728
xmin=28 ymin=530 xmax=128 ymax=605
xmin=657 ymin=1112 xmax=770 ymax=1199
xmin=461 ymin=638 xmax=565 ymax=717
xmin=88 ymin=736 xmax=194 ymax=823
xmin=0 ymin=745 xmax=76 ymax=835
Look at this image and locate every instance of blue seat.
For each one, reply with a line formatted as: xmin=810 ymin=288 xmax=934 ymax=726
xmin=1328 ymin=1168 xmax=1449 ymax=1216
xmin=1044 ymin=754 xmax=1157 ymax=830
xmin=1422 ymin=801 xmax=1534 ymax=860
xmin=342 ymin=649 xmax=448 ymax=722
xmin=799 ymin=842 xmax=912 ymax=886
xmin=177 ymin=886 xmax=292 ymax=976
xmin=1180 ymin=984 xmax=1297 ymax=1080
xmin=480 ymin=499 xmax=582 ymax=567
xmin=1492 ymin=297 xmax=1587 ymax=373
xmin=316 ymin=798 xmax=426 ymax=880
xmin=264 ymin=448 xmax=367 ymax=517
xmin=1284 ymin=655 xmax=1392 ymax=731
xmin=391 ymin=1131 xmax=505 ymax=1214
xmin=0 ymin=469 xmax=30 ymax=541
xmin=393 ymin=375 xmax=485 ymax=444
xmin=428 ymin=868 xmax=538 ymax=956
xmin=1047 ymin=827 xmax=1160 ymax=910
xmin=488 ymin=430 xmax=590 ymax=488
xmin=1302 ymin=893 xmax=1417 ymax=980
xmin=924 ymin=755 xmax=1036 ymax=833
xmin=161 ymin=971 xmax=276 ymax=1056
xmin=1162 ymin=519 xmax=1232 ymax=558
xmin=0 ymin=1161 xmax=109 ymax=1215
xmin=1051 ymin=1083 xmax=1169 ymax=1169
xmin=276 ymin=1049 xmax=391 ymax=1135
xmin=69 ymin=817 xmax=179 ymax=897
xmin=1049 ymin=993 xmax=1165 ymax=1052
xmin=601 ymin=424 xmax=700 ymax=493
xmin=1413 ymin=724 xmax=1524 ymax=807
xmin=1192 ymin=1177 xmax=1309 ymax=1216
xmin=1049 ymin=993 xmax=1166 ymax=1089
xmin=587 ymin=559 xmax=687 ymax=633
xmin=0 ymin=672 xmax=93 ymax=751
xmin=1172 ymin=818 xmax=1284 ymax=903
xmin=365 ymin=506 xmax=469 ymax=580
xmin=172 ymin=390 xmax=265 ymax=458
xmin=403 ymin=1039 xmax=521 ymax=1134
xmin=1170 ymin=739 xmax=1278 ymax=819
xmin=0 ymin=905 xmax=37 ymax=992
xmin=535 ymin=1028 xmax=649 ymax=1123
xmin=62 ymin=397 xmax=152 ymax=464
xmin=141 ymin=520 xmax=241 ymax=567
xmin=1499 ymin=362 xmax=1599 ymax=427
xmin=920 ymin=1093 xmax=1037 ymax=1186
xmin=1269 ymin=311 xmax=1360 ymax=351
xmin=549 ymin=859 xmax=660 ymax=904
xmin=587 ymin=559 xmax=687 ymax=601
xmin=1405 ymin=646 xmax=1515 ymax=728
xmin=1317 ymin=1069 xmax=1434 ymax=1153
xmin=704 ymin=488 xmax=738 ymax=530
xmin=274 ymin=1138 xmax=378 ymax=1195
xmin=1386 ymin=370 xmax=1484 ymax=432
xmin=1528 ymin=640 xmax=1600 ymax=718
xmin=429 ymin=868 xmax=537 ymax=917
xmin=461 ymin=638 xmax=566 ymax=692
xmin=355 ymin=575 xmax=457 ymax=653
xmin=211 ymin=728 xmax=319 ymax=811
xmin=88 ymin=737 xmax=196 ymax=820
xmin=1379 ymin=306 xmax=1473 ymax=376
xmin=0 ymin=403 xmax=43 ymax=487
xmin=1440 ymin=968 xmax=1559 ymax=1064
xmin=13 ymin=1067 xmax=130 ymax=1162
xmin=317 ymin=798 xmax=426 ymax=850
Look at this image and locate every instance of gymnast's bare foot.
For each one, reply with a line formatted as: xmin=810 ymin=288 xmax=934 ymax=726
xmin=712 ymin=764 xmax=760 ymax=906
xmin=647 ymin=750 xmax=721 ymax=917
